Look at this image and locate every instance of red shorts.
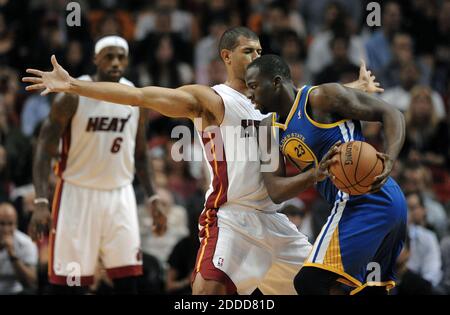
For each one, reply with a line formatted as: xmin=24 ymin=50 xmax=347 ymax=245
xmin=191 ymin=208 xmax=237 ymax=294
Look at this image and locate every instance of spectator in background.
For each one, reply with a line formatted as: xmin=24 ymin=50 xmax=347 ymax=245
xmin=138 ymin=35 xmax=193 ymax=88
xmin=306 ymin=1 xmax=366 ymax=77
xmin=379 ymin=32 xmax=431 ymax=89
xmin=394 ymin=231 xmax=434 ymax=295
xmin=279 ymin=30 xmax=309 ymax=87
xmin=29 ymin=16 xmax=65 ymax=72
xmin=406 ymin=191 xmax=443 ymax=287
xmin=0 ymin=145 xmax=9 ymax=202
xmin=381 ymin=62 xmax=446 ymax=120
xmin=20 ymin=92 xmax=50 ymax=138
xmin=402 ymin=163 xmax=448 ymax=239
xmin=314 ymin=34 xmax=359 ymax=85
xmin=432 ymin=0 xmax=450 ymax=96
xmin=258 ymin=1 xmax=291 ymax=55
xmin=402 ymin=0 xmax=439 ymax=58
xmin=0 ymin=203 xmax=37 ymax=294
xmin=63 ymin=40 xmax=90 ymax=79
xmin=0 ymin=66 xmax=20 ymax=126
xmin=284 ymin=0 xmax=307 ymax=39
xmin=0 ymin=94 xmax=33 ymax=187
xmin=195 ymin=17 xmax=228 ymax=85
xmin=279 ymin=30 xmax=307 ymax=63
xmin=300 ymin=0 xmax=363 ymax=36
xmin=0 ymin=12 xmax=16 ymax=67
xmin=400 ymin=86 xmax=449 ymax=170
xmin=134 ymin=0 xmax=197 ymax=42
xmin=141 ymin=188 xmax=188 ymax=267
xmin=440 ymin=233 xmax=450 ymax=294
xmin=365 ymin=1 xmax=402 ymax=73
xmin=95 ymin=13 xmax=125 ymax=39
xmin=166 ymin=210 xmax=199 ymax=295
xmin=288 ymin=59 xmax=307 ymax=88
xmin=206 ymin=57 xmax=227 ymax=86
xmin=198 ymin=0 xmax=240 ymax=36
xmin=280 ymin=198 xmax=313 ymax=242
xmin=136 ymin=8 xmax=192 ymax=66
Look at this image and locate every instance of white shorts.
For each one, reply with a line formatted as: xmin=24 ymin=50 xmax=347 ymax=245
xmin=193 ymin=208 xmax=312 ymax=295
xmin=48 ymin=179 xmax=142 ymax=286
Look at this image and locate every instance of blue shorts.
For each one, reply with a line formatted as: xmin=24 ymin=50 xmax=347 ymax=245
xmin=303 ymin=177 xmax=407 ymax=294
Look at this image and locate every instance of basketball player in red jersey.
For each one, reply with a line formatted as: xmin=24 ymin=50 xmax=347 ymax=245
xmin=29 ymin=36 xmax=165 ymax=294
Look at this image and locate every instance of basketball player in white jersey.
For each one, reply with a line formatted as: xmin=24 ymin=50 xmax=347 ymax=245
xmin=28 ymin=36 xmax=165 ymax=294
xmin=24 ymin=27 xmax=380 ymax=295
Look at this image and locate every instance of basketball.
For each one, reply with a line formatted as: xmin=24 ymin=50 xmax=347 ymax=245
xmin=329 ymin=141 xmax=384 ymax=195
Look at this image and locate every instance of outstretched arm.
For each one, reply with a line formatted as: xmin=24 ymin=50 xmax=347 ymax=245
xmin=309 ymin=83 xmax=405 ymax=191
xmin=259 ymin=117 xmax=339 ymax=204
xmin=23 ymin=55 xmax=223 ymax=123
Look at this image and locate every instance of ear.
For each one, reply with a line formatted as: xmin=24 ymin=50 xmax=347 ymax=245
xmin=273 ymin=75 xmax=283 ymax=88
xmin=220 ymin=49 xmax=232 ymax=65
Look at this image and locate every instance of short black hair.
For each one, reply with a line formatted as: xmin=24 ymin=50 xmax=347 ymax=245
xmin=218 ymin=26 xmax=258 ymax=54
xmin=405 ymin=191 xmax=425 ymax=208
xmin=247 ymin=54 xmax=291 ymax=80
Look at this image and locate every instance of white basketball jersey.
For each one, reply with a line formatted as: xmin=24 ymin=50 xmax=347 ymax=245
xmin=57 ymin=75 xmax=140 ymax=190
xmin=198 ymin=84 xmax=278 ymax=212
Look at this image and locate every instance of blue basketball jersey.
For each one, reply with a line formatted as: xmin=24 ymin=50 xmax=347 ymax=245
xmin=273 ymin=85 xmax=407 ymax=293
xmin=274 ymin=85 xmax=366 ymax=204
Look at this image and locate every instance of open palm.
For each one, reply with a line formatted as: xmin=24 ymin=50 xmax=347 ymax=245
xmin=22 ymin=55 xmax=72 ymax=95
xmin=358 ymin=60 xmax=384 ymax=94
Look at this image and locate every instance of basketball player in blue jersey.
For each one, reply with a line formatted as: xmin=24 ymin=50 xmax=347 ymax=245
xmin=22 ymin=27 xmax=384 ymax=295
xmin=246 ymin=55 xmax=407 ymax=295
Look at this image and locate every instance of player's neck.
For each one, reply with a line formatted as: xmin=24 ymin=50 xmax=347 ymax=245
xmin=224 ymin=78 xmax=248 ymax=96
xmin=278 ymin=84 xmax=298 ymax=123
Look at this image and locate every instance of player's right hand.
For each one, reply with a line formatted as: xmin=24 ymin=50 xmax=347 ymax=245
xmin=22 ymin=55 xmax=72 ymax=96
xmin=29 ymin=204 xmax=52 ymax=242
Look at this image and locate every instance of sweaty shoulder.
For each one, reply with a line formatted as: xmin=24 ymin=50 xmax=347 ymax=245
xmin=178 ymin=84 xmax=224 ymax=126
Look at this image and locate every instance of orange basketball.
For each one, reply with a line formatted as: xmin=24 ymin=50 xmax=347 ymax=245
xmin=328 ymin=141 xmax=383 ymax=195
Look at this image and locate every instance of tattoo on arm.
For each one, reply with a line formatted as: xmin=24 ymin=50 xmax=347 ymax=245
xmin=33 ymin=93 xmax=78 ymax=199
xmin=134 ymin=108 xmax=156 ymax=197
xmin=312 ymin=83 xmax=405 ymax=160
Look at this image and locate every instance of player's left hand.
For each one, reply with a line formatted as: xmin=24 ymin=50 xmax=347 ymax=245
xmin=315 ymin=141 xmax=341 ymax=183
xmin=22 ymin=55 xmax=72 ymax=95
xmin=369 ymin=152 xmax=394 ymax=193
xmin=358 ymin=60 xmax=384 ymax=94
xmin=147 ymin=196 xmax=168 ymax=237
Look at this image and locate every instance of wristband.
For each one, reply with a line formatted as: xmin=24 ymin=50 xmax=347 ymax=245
xmin=34 ymin=198 xmax=49 ymax=205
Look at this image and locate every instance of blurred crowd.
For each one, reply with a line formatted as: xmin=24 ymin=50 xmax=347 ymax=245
xmin=0 ymin=0 xmax=450 ymax=295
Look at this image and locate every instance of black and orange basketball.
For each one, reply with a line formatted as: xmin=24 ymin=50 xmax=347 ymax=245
xmin=329 ymin=141 xmax=383 ymax=195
